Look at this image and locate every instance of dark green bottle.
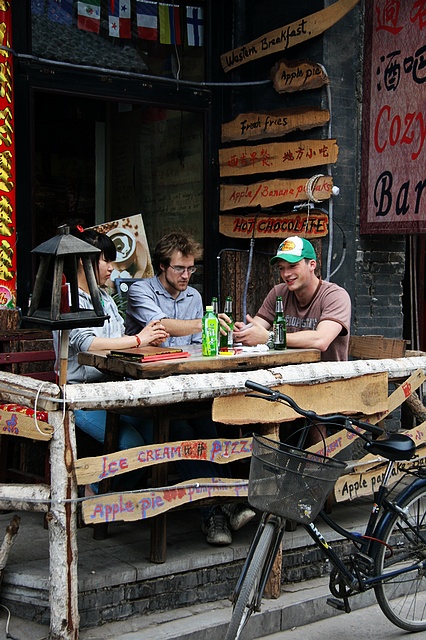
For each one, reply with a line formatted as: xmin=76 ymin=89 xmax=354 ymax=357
xmin=273 ymin=296 xmax=286 ymax=350
xmin=220 ymin=296 xmax=234 ymax=349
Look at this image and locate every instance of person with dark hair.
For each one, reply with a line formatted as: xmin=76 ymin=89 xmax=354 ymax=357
xmin=54 ymin=224 xmax=169 ymax=494
xmin=125 ymin=231 xmax=203 ymax=344
xmin=125 ymin=231 xmax=256 ymax=545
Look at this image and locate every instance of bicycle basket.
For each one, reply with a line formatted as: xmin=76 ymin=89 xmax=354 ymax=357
xmin=248 ymin=433 xmax=347 ymax=524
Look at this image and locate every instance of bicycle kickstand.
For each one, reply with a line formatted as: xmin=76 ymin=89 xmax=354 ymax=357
xmin=326 ymin=596 xmax=351 ymax=614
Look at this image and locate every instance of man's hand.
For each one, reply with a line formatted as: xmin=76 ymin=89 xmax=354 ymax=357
xmin=233 ymin=314 xmax=270 ymax=346
xmin=218 ymin=312 xmax=233 ymax=336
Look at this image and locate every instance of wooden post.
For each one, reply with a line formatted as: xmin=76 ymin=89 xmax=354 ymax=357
xmin=0 ymin=515 xmax=20 ymax=588
xmin=261 ymin=422 xmax=282 ymax=600
xmin=48 ymin=409 xmax=79 ymax=640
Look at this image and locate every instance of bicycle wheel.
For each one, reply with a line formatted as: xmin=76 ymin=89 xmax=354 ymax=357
xmin=374 ymin=485 xmax=426 ymax=632
xmin=225 ymin=520 xmax=277 ymax=640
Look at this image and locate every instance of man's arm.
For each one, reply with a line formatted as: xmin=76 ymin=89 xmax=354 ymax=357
xmin=285 ymin=320 xmax=343 ymax=352
xmin=159 ymin=317 xmax=202 ymax=337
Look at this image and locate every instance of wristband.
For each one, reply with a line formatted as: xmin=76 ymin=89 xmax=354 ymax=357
xmin=135 ymin=334 xmax=141 ymax=347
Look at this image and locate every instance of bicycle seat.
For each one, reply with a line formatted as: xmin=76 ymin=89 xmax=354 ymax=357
xmin=364 ymin=433 xmax=416 ymax=461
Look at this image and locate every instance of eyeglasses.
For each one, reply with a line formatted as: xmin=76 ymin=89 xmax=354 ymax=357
xmin=168 ymin=265 xmax=197 ymax=274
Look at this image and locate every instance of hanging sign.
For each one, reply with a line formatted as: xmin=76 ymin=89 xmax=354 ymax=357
xmin=219 ymin=210 xmax=329 ymax=239
xmin=270 ymin=58 xmax=329 ymax=93
xmin=220 ymin=176 xmax=333 ymax=211
xmin=219 ymin=139 xmax=338 ymax=178
xmin=221 ymin=0 xmax=360 ymax=73
xmin=221 ymin=107 xmax=330 ymax=144
xmin=360 ymin=1 xmax=426 ymax=234
xmin=0 ymin=2 xmax=16 ymax=308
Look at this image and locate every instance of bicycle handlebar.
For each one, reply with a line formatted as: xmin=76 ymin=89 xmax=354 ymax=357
xmin=245 ymin=380 xmax=384 ymax=437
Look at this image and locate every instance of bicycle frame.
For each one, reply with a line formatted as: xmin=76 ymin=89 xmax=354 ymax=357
xmin=303 ymin=464 xmax=426 ymax=594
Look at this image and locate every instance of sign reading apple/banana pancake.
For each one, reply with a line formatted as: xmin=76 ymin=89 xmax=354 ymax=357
xmin=220 ymin=176 xmax=333 ymax=211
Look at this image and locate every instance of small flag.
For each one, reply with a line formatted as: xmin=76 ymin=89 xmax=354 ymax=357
xmin=77 ymin=0 xmax=101 ymax=34
xmin=136 ymin=0 xmax=158 ymax=41
xmin=47 ymin=0 xmax=73 ymax=25
xmin=159 ymin=3 xmax=181 ymax=45
xmin=186 ymin=6 xmax=203 ymax=46
xmin=108 ymin=0 xmax=131 ymax=38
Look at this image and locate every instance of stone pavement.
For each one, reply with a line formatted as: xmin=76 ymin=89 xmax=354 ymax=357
xmin=0 ymin=498 xmax=374 ymax=640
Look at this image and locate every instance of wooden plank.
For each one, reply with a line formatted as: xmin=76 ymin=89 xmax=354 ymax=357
xmin=219 ymin=139 xmax=338 ymax=177
xmin=334 ymin=444 xmax=426 ymax=502
xmin=221 ymin=0 xmax=361 ymax=72
xmin=212 ymin=373 xmax=388 ymax=425
xmin=221 ymin=107 xmax=330 ymax=144
xmin=81 ymin=478 xmax=248 ymax=525
xmin=220 ymin=176 xmax=333 ymax=211
xmin=75 ymin=437 xmax=253 ymax=485
xmin=271 ymin=58 xmax=329 ymax=93
xmin=219 ymin=211 xmax=328 ymax=240
xmin=349 ymin=335 xmax=406 ymax=359
xmin=0 ymin=408 xmax=53 ymax=440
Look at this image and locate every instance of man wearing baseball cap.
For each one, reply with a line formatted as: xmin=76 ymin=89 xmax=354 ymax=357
xmin=233 ymin=236 xmax=351 ymax=362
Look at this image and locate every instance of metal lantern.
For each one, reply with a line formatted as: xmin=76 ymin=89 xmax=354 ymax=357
xmin=22 ymin=224 xmax=109 ymax=330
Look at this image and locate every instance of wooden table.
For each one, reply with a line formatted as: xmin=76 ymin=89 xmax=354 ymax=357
xmin=78 ymin=345 xmax=321 ymax=562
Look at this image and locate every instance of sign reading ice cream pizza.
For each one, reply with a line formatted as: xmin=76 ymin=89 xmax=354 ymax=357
xmin=0 ymin=2 xmax=16 ymax=308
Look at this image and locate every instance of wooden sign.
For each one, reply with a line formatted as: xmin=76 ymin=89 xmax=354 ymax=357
xmin=221 ymin=0 xmax=360 ymax=72
xmin=82 ymin=478 xmax=248 ymax=525
xmin=75 ymin=437 xmax=253 ymax=485
xmin=213 ymin=373 xmax=388 ymax=425
xmin=219 ymin=139 xmax=338 ymax=177
xmin=334 ymin=445 xmax=426 ymax=503
xmin=270 ymin=59 xmax=329 ymax=94
xmin=221 ymin=107 xmax=330 ymax=143
xmin=220 ymin=176 xmax=333 ymax=211
xmin=219 ymin=211 xmax=328 ymax=240
xmin=0 ymin=408 xmax=53 ymax=441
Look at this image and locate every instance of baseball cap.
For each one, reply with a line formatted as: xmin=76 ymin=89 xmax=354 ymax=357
xmin=270 ymin=236 xmax=316 ymax=265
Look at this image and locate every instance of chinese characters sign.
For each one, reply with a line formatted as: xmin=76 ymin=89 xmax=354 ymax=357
xmin=0 ymin=2 xmax=16 ymax=306
xmin=361 ymin=0 xmax=426 ymax=234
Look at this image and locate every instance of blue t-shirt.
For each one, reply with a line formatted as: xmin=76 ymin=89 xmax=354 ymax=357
xmin=125 ymin=275 xmax=203 ymax=346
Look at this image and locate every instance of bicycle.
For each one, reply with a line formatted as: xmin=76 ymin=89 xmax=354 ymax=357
xmin=225 ymin=379 xmax=426 ymax=640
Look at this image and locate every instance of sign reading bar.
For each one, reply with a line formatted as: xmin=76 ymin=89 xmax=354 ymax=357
xmin=221 ymin=0 xmax=360 ymax=73
xmin=219 ymin=139 xmax=338 ymax=178
xmin=270 ymin=58 xmax=329 ymax=94
xmin=220 ymin=176 xmax=333 ymax=211
xmin=221 ymin=107 xmax=330 ymax=144
xmin=361 ymin=1 xmax=426 ymax=234
xmin=219 ymin=211 xmax=328 ymax=239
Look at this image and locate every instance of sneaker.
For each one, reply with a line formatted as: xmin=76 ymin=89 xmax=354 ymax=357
xmin=201 ymin=512 xmax=232 ymax=545
xmin=222 ymin=503 xmax=256 ymax=531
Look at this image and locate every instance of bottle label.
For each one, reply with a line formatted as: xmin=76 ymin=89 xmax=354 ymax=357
xmin=273 ymin=324 xmax=286 ymax=347
xmin=202 ymin=317 xmax=218 ymax=356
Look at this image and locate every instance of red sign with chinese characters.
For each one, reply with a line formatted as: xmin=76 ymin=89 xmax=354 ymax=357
xmin=361 ymin=0 xmax=426 ymax=234
xmin=0 ymin=2 xmax=16 ymax=306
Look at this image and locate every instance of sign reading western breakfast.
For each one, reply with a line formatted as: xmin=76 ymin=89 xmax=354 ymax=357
xmin=361 ymin=1 xmax=426 ymax=234
xmin=220 ymin=0 xmax=360 ymax=72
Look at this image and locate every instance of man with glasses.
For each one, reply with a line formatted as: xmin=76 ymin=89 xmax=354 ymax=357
xmin=126 ymin=231 xmax=203 ymax=344
xmin=126 ymin=231 xmax=256 ymax=545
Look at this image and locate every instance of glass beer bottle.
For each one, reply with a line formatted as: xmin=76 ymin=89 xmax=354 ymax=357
xmin=273 ymin=296 xmax=286 ymax=350
xmin=220 ymin=296 xmax=234 ymax=349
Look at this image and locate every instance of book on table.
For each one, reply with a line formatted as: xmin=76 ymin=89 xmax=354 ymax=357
xmin=108 ymin=346 xmax=191 ymax=362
